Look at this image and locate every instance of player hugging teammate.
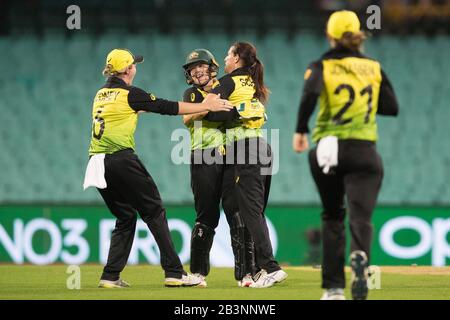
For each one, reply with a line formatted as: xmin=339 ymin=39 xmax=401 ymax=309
xmin=182 ymin=43 xmax=288 ymax=289
xmin=182 ymin=49 xmax=258 ymax=288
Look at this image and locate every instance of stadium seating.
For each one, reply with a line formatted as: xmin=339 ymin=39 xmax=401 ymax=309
xmin=0 ymin=31 xmax=448 ymax=205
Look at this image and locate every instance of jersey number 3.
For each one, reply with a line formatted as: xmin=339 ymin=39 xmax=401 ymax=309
xmin=332 ymin=84 xmax=372 ymax=125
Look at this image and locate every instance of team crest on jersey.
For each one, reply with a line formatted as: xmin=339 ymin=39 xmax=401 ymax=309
xmin=188 ymin=51 xmax=199 ymax=60
xmin=211 ymin=78 xmax=220 ymax=89
xmin=190 ymin=92 xmax=196 ymax=102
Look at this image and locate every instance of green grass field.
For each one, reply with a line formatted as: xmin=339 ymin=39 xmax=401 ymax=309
xmin=0 ymin=265 xmax=449 ymax=300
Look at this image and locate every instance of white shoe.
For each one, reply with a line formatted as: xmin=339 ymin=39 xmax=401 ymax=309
xmin=98 ymin=279 xmax=130 ymax=288
xmin=238 ymin=273 xmax=255 ymax=287
xmin=320 ymin=288 xmax=346 ymax=300
xmin=193 ymin=273 xmax=207 ymax=288
xmin=164 ymin=273 xmax=202 ymax=287
xmin=249 ymin=269 xmax=288 ymax=288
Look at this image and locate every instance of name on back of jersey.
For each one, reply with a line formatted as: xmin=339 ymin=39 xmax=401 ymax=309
xmin=95 ymin=90 xmax=120 ymax=102
xmin=331 ymin=61 xmax=376 ymax=77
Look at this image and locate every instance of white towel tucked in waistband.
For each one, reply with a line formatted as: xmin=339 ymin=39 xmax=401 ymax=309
xmin=83 ymin=154 xmax=107 ymax=190
xmin=317 ymin=136 xmax=338 ymax=174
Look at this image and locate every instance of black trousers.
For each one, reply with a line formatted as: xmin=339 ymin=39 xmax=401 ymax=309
xmin=309 ymin=140 xmax=384 ymax=289
xmin=97 ymin=149 xmax=184 ymax=281
xmin=190 ymin=146 xmax=259 ymax=278
xmin=233 ymin=137 xmax=280 ymax=274
xmin=190 ymin=147 xmax=237 ymax=228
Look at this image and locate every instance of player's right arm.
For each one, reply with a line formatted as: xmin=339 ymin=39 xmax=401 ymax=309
xmin=127 ymin=86 xmax=232 ymax=115
xmin=293 ymin=61 xmax=323 ymax=153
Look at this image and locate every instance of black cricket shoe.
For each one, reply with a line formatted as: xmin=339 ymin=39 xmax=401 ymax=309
xmin=350 ymin=250 xmax=369 ymax=300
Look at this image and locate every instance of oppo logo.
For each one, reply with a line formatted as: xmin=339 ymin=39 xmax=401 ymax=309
xmin=379 ymin=216 xmax=450 ymax=266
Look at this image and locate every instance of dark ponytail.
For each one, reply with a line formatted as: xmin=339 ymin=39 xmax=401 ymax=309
xmin=232 ymin=42 xmax=270 ymax=104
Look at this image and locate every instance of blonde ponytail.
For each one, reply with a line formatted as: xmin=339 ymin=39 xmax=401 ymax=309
xmin=102 ymin=64 xmax=118 ymax=77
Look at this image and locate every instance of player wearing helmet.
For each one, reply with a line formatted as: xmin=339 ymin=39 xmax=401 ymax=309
xmin=182 ymin=49 xmax=257 ymax=288
xmin=85 ymin=48 xmax=232 ymax=289
xmin=200 ymin=42 xmax=288 ymax=289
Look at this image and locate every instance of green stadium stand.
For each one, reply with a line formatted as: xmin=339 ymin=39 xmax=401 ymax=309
xmin=0 ymin=31 xmax=448 ymax=205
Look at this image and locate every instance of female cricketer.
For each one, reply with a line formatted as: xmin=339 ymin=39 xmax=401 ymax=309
xmin=203 ymin=42 xmax=288 ymax=288
xmin=181 ymin=48 xmax=257 ymax=288
xmin=292 ymin=11 xmax=399 ymax=300
xmin=86 ymin=48 xmax=232 ymax=288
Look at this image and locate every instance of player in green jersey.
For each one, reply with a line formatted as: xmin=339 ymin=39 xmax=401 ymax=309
xmin=86 ymin=48 xmax=232 ymax=288
xmin=202 ymin=42 xmax=288 ymax=288
xmin=293 ymin=11 xmax=399 ymax=300
xmin=182 ymin=49 xmax=257 ymax=288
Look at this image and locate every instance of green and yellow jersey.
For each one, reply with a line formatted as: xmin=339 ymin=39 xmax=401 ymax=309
xmin=182 ymin=86 xmax=225 ymax=151
xmin=89 ymin=77 xmax=179 ymax=155
xmin=296 ymin=46 xmax=399 ymax=143
xmin=204 ymin=67 xmax=266 ymax=144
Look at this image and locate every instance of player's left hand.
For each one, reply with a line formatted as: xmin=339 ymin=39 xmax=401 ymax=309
xmin=293 ymin=133 xmax=309 ymax=153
